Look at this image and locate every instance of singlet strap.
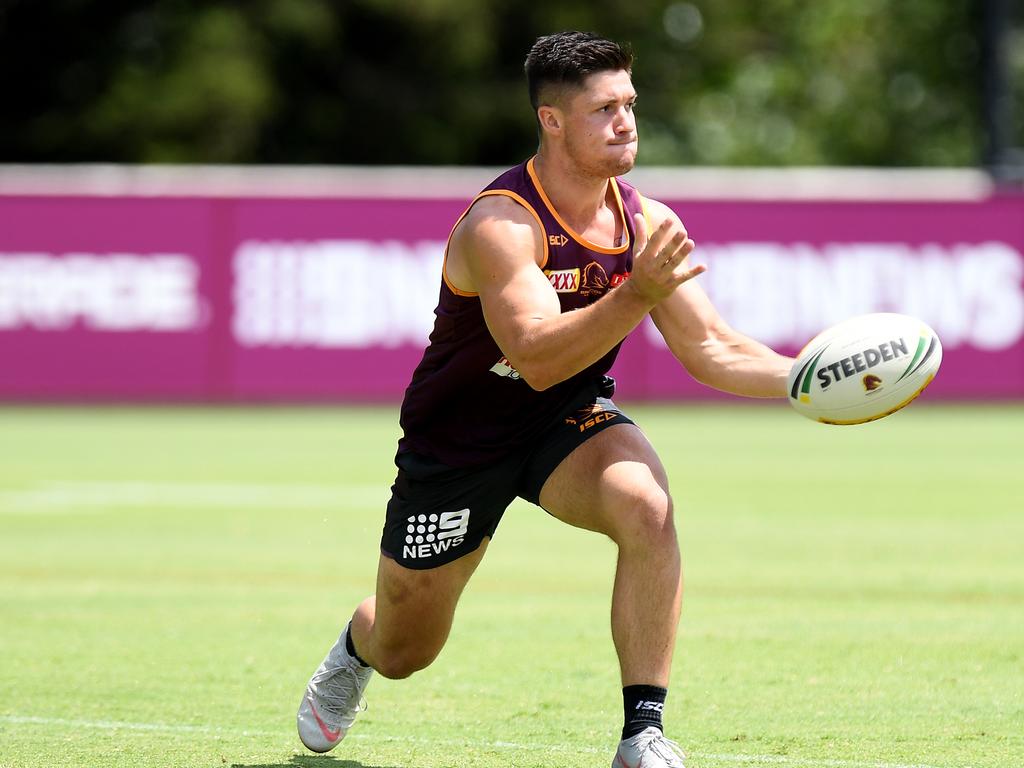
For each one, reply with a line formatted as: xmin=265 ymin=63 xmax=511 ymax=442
xmin=441 ymin=189 xmax=551 ymax=297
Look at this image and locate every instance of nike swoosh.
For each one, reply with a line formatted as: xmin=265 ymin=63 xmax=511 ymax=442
xmin=310 ymin=700 xmax=342 ymax=742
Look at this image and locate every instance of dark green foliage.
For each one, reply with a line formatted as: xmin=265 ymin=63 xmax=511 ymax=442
xmin=0 ymin=0 xmax=1018 ymax=165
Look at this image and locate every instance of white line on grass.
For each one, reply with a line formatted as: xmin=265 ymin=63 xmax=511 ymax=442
xmin=0 ymin=714 xmax=966 ymax=768
xmin=0 ymin=714 xmax=268 ymax=736
xmin=0 ymin=481 xmax=388 ymax=513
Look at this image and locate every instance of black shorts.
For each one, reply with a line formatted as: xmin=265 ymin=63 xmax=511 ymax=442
xmin=380 ymin=381 xmax=635 ymax=569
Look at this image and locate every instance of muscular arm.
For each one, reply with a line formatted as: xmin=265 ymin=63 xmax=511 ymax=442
xmin=644 ymin=198 xmax=793 ymax=398
xmin=447 ymin=195 xmax=699 ymax=391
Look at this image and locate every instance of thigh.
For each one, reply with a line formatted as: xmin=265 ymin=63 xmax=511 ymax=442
xmin=518 ymin=396 xmax=636 ymax=505
xmin=381 ymin=452 xmax=518 ymax=569
xmin=368 ymin=540 xmax=489 ymax=656
xmin=538 ymin=422 xmax=671 ymax=539
xmin=369 ymin=452 xmax=517 ymax=658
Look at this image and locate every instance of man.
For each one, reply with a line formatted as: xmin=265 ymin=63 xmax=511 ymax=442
xmin=297 ymin=31 xmax=793 ymax=767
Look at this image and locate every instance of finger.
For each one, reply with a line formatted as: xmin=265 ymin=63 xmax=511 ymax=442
xmin=641 ymin=219 xmax=676 ymax=261
xmin=666 ymin=239 xmax=700 ymax=273
xmin=659 ymin=235 xmax=694 ymax=266
xmin=672 ymin=260 xmax=707 ymax=284
xmin=632 ymin=212 xmax=648 ymax=255
xmin=655 ymin=228 xmax=686 ymax=256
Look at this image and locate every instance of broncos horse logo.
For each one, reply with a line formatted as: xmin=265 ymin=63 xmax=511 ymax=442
xmin=863 ymin=374 xmax=883 ymax=392
xmin=579 ymin=261 xmax=610 ymax=297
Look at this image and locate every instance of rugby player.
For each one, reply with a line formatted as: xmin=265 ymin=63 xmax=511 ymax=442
xmin=297 ymin=31 xmax=794 ymax=767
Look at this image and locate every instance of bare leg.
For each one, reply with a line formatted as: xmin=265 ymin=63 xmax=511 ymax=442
xmin=539 ymin=424 xmax=682 ymax=686
xmin=297 ymin=529 xmax=489 ymax=752
xmin=349 ymin=539 xmax=489 ymax=679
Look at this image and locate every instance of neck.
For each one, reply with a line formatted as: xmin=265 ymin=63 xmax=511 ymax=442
xmin=532 ymin=149 xmax=613 ymax=230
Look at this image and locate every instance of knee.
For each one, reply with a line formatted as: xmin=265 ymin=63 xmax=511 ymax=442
xmin=610 ymin=483 xmax=677 ymax=551
xmin=373 ymin=645 xmax=439 ymax=680
xmin=369 ymin=580 xmax=446 ymax=679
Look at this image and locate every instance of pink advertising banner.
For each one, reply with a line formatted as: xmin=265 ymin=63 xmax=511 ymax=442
xmin=1 ymin=191 xmax=1022 ymax=401
xmin=0 ymin=197 xmax=218 ymax=399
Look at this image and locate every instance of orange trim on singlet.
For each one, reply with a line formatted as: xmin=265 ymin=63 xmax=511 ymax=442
xmin=441 ymin=189 xmax=550 ymax=297
xmin=638 ymin=193 xmax=653 ymax=235
xmin=526 ymin=156 xmax=631 ymax=256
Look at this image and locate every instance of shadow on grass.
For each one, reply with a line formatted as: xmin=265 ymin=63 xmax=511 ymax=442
xmin=232 ymin=757 xmax=403 ymax=768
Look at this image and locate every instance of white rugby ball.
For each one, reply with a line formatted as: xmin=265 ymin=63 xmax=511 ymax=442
xmin=787 ymin=313 xmax=942 ymax=425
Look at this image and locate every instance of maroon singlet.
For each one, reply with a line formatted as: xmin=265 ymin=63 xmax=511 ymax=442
xmin=397 ymin=156 xmax=647 ymax=467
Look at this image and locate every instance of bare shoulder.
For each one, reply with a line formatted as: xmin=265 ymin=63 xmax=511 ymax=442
xmin=640 ymin=196 xmax=686 ymax=230
xmin=454 ymin=194 xmax=543 ymax=252
xmin=447 ymin=194 xmax=546 ymax=292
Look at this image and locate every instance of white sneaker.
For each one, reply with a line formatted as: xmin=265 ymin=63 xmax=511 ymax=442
xmin=296 ymin=625 xmax=374 ymax=753
xmin=612 ymin=727 xmax=686 ymax=767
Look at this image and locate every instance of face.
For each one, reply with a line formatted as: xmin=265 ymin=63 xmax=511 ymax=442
xmin=554 ymin=69 xmax=638 ymax=178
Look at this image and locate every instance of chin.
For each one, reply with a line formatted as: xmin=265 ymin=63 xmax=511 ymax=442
xmin=567 ymin=140 xmax=637 ymax=179
xmin=605 ymin=148 xmax=637 ymax=176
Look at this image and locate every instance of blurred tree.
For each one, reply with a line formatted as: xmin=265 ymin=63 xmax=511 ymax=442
xmin=0 ymin=0 xmax=1016 ymax=166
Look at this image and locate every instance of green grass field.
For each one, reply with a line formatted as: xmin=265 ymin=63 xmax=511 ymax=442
xmin=1 ymin=404 xmax=1022 ymax=768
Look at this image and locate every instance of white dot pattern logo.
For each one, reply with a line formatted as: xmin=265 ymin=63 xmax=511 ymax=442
xmin=406 ymin=514 xmax=439 ymax=545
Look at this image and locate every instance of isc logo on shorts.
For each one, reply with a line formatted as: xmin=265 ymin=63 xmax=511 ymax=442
xmin=565 ymin=404 xmax=619 ymax=433
xmin=403 ymin=509 xmax=470 ymax=560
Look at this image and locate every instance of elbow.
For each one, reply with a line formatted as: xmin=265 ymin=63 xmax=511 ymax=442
xmin=672 ymin=330 xmax=732 ymax=389
xmin=683 ymin=360 xmax=716 ymax=389
xmin=523 ymin=375 xmax=555 ymax=392
xmin=668 ymin=341 xmax=703 ymax=376
xmin=672 ymin=347 xmax=718 ymax=389
xmin=518 ymin=365 xmax=557 ymax=392
xmin=505 ymin=354 xmax=558 ymax=391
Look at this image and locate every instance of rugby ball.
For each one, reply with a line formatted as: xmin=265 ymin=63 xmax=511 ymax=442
xmin=787 ymin=313 xmax=942 ymax=425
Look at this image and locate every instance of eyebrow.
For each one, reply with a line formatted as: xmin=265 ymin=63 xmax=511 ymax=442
xmin=593 ymin=92 xmax=638 ymax=106
xmin=593 ymin=96 xmax=630 ymax=111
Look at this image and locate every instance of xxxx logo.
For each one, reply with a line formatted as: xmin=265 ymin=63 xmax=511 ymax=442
xmin=548 ymin=234 xmax=569 ymax=247
xmin=544 ymin=268 xmax=580 ymax=293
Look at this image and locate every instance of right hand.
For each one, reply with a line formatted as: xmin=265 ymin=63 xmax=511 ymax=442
xmin=627 ymin=212 xmax=704 ymax=304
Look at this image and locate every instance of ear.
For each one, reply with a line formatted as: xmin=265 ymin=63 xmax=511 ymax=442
xmin=537 ymin=105 xmax=564 ymax=137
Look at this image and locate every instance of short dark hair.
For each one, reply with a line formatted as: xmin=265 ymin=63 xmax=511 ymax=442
xmin=524 ymin=31 xmax=633 ymax=111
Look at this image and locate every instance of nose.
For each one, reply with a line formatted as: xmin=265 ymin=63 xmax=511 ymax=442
xmin=615 ymin=107 xmax=635 ymax=134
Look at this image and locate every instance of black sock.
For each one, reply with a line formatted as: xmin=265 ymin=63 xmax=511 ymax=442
xmin=622 ymin=684 xmax=667 ymax=740
xmin=344 ymin=624 xmax=369 ymax=667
